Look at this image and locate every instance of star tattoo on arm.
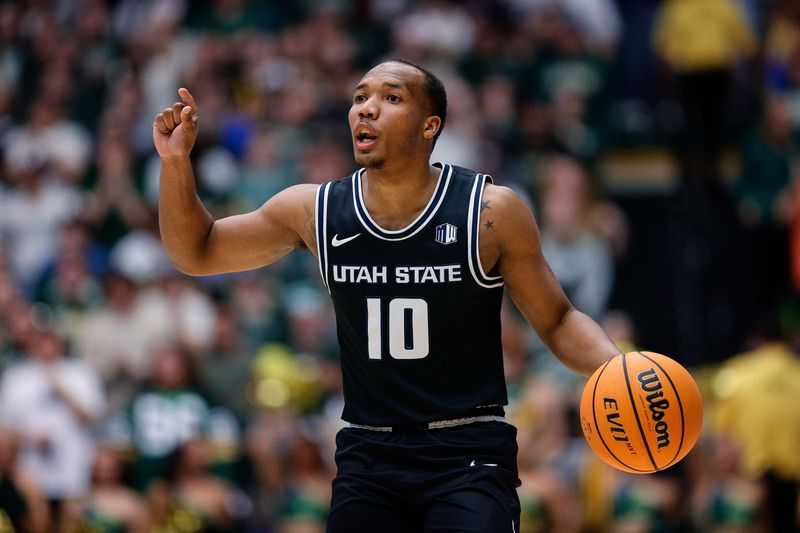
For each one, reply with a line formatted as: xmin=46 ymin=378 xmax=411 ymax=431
xmin=480 ymin=200 xmax=490 ymax=212
xmin=484 ymin=220 xmax=494 ymax=230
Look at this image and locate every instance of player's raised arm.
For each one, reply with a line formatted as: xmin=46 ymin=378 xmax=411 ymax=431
xmin=481 ymin=184 xmax=618 ymax=376
xmin=154 ymin=89 xmax=316 ymax=276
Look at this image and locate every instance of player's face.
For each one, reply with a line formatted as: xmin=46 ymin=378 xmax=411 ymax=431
xmin=349 ymin=62 xmax=434 ymax=169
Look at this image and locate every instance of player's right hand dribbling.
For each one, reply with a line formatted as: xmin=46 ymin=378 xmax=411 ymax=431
xmin=153 ymin=88 xmax=199 ymax=158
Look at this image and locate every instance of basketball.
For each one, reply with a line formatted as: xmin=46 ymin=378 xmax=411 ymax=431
xmin=580 ymin=351 xmax=703 ymax=474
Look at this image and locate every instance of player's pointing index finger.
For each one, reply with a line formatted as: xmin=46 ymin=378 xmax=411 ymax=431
xmin=178 ymin=88 xmax=197 ymax=112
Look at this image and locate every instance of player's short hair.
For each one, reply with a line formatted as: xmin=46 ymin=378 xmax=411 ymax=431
xmin=388 ymin=59 xmax=447 ymax=145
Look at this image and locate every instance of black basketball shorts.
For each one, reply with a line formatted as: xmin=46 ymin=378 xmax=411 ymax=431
xmin=326 ymin=421 xmax=521 ymax=533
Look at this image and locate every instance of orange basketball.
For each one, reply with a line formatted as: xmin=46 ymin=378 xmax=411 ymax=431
xmin=579 ymin=351 xmax=703 ymax=474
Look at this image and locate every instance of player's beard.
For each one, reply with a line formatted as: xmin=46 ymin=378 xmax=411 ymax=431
xmin=356 ymin=152 xmax=385 ymax=169
xmin=364 ymin=158 xmax=385 ymax=169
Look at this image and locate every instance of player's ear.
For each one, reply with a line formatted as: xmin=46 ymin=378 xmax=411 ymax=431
xmin=423 ymin=116 xmax=441 ymax=141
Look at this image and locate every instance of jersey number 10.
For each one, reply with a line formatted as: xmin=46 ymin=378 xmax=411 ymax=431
xmin=367 ymin=298 xmax=430 ymax=360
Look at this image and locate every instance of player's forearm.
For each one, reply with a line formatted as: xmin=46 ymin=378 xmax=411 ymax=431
xmin=545 ymin=307 xmax=619 ymax=376
xmin=158 ymin=155 xmax=216 ymax=274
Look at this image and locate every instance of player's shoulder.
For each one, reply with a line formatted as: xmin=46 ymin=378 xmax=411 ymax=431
xmin=479 ymin=180 xmax=538 ymax=248
xmin=446 ymin=164 xmax=514 ymax=194
xmin=253 ymin=184 xmax=319 ymax=235
xmin=260 ymin=183 xmax=318 ymax=213
xmin=443 ymin=163 xmax=529 ymax=214
xmin=286 ymin=183 xmax=320 ymax=196
xmin=313 ymin=170 xmax=360 ymax=200
xmin=481 ymin=181 xmax=528 ymax=213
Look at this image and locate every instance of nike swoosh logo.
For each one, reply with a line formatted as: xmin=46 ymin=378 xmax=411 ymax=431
xmin=469 ymin=460 xmax=497 ymax=467
xmin=331 ymin=233 xmax=361 ymax=247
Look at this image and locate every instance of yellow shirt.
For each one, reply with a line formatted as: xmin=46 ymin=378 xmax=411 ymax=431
xmin=713 ymin=343 xmax=800 ymax=478
xmin=653 ymin=0 xmax=756 ymax=72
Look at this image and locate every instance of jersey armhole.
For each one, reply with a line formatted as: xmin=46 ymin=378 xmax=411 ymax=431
xmin=467 ymin=174 xmax=504 ymax=289
xmin=315 ymin=182 xmax=331 ymax=293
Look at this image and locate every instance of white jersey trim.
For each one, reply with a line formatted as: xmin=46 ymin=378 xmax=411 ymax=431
xmin=467 ymin=174 xmax=504 ymax=288
xmin=315 ymin=183 xmax=331 ymax=293
xmin=351 ymin=163 xmax=453 ymax=241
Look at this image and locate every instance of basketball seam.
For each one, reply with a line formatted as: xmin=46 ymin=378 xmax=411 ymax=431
xmin=590 ymin=358 xmax=649 ymax=473
xmin=639 ymin=351 xmax=686 ymax=469
xmin=622 ymin=353 xmax=659 ymax=472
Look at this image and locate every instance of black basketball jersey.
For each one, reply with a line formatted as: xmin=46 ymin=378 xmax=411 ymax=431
xmin=315 ymin=162 xmax=508 ymax=426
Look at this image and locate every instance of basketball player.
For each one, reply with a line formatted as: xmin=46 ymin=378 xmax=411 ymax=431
xmin=154 ymin=60 xmax=619 ymax=532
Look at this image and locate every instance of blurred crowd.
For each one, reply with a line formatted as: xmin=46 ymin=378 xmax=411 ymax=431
xmin=1 ymin=0 xmax=800 ymax=531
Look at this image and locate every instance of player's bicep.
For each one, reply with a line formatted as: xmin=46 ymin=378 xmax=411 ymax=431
xmin=492 ymin=188 xmax=572 ymax=338
xmin=198 ymin=184 xmax=316 ymax=275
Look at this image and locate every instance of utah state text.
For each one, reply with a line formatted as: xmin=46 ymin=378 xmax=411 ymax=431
xmin=332 ymin=264 xmax=462 ymax=284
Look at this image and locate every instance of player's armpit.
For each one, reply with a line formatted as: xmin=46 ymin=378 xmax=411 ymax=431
xmin=172 ymin=184 xmax=318 ymax=276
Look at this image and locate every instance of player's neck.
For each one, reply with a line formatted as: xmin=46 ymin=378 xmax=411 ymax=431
xmin=362 ymin=159 xmax=440 ymax=230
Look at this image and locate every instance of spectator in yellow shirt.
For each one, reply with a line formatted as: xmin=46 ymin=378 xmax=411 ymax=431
xmin=653 ymin=0 xmax=757 ymax=182
xmin=713 ymin=315 xmax=800 ymax=532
